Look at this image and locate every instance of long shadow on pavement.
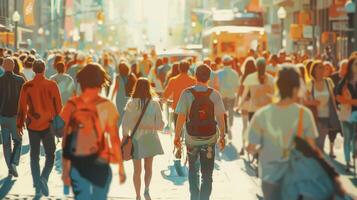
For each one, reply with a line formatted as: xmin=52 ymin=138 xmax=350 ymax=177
xmin=0 ymin=176 xmax=16 ymax=199
xmin=242 ymin=159 xmax=258 ymax=178
xmin=220 ymin=143 xmax=239 ymax=162
xmin=161 ymin=165 xmax=188 ymax=186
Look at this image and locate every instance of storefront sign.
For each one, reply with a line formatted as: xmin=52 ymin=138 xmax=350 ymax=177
xmin=24 ymin=0 xmax=35 ymax=26
xmin=329 ymin=0 xmax=347 ymax=19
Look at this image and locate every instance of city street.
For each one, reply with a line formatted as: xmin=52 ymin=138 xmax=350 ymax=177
xmin=0 ymin=112 xmax=356 ymax=199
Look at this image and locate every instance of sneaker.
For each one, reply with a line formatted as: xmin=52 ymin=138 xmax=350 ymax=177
xmin=39 ymin=177 xmax=49 ymax=196
xmin=10 ymin=164 xmax=18 ymax=177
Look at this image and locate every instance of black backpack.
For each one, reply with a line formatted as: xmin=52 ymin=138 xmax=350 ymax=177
xmin=186 ymin=87 xmax=217 ymax=137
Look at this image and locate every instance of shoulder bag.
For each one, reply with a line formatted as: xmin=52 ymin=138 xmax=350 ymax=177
xmin=121 ymin=99 xmax=151 ymax=161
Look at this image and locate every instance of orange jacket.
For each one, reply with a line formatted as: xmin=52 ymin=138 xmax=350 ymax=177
xmin=17 ymin=74 xmax=62 ymax=131
xmin=163 ymin=73 xmax=196 ymax=109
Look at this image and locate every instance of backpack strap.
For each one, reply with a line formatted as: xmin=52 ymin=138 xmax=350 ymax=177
xmin=189 ymin=87 xmax=213 ymax=98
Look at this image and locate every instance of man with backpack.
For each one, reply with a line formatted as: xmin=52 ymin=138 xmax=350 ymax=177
xmin=61 ymin=63 xmax=126 ymax=199
xmin=17 ymin=59 xmax=62 ymax=197
xmin=174 ymin=64 xmax=226 ymax=200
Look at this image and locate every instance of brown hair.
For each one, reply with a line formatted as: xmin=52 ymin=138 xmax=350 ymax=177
xmin=76 ymin=63 xmax=111 ymax=91
xmin=241 ymin=57 xmax=256 ymax=84
xmin=32 ymin=59 xmax=46 ymax=73
xmin=118 ymin=62 xmax=130 ymax=76
xmin=56 ymin=62 xmax=65 ymax=73
xmin=195 ymin=64 xmax=211 ymax=83
xmin=179 ymin=60 xmax=190 ymax=73
xmin=131 ymin=77 xmax=156 ymax=99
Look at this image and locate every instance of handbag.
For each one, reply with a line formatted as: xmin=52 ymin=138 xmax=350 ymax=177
xmin=50 ymin=97 xmax=65 ymax=138
xmin=121 ymin=99 xmax=151 ymax=161
xmin=50 ymin=115 xmax=65 ymax=138
xmin=325 ymin=79 xmax=342 ymax=133
xmin=281 ymin=108 xmax=345 ymax=200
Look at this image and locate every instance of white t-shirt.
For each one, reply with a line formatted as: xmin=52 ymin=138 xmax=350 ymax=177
xmin=243 ymin=72 xmax=275 ymax=112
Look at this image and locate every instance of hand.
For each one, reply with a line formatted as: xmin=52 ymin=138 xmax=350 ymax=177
xmin=119 ymin=171 xmax=126 ymax=184
xmin=62 ymin=173 xmax=71 ymax=186
xmin=17 ymin=127 xmax=24 ymax=137
xmin=174 ymin=136 xmax=182 ymax=149
xmin=218 ymin=136 xmax=226 ymax=151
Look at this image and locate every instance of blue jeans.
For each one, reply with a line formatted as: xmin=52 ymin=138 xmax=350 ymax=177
xmin=342 ymin=121 xmax=356 ymax=164
xmin=70 ymin=164 xmax=112 ymax=200
xmin=187 ymin=144 xmax=215 ymax=200
xmin=0 ymin=116 xmax=22 ymax=169
xmin=28 ymin=128 xmax=56 ymax=188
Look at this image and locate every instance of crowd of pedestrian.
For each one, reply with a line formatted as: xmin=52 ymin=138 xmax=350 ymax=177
xmin=0 ymin=46 xmax=356 ymax=200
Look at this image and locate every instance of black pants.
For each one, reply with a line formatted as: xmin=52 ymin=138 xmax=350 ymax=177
xmin=28 ymin=128 xmax=56 ymax=188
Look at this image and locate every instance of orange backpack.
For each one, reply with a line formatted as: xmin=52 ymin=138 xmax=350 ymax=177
xmin=63 ymin=97 xmax=108 ymax=161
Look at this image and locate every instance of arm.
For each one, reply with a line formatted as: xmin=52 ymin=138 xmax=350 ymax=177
xmin=107 ymin=111 xmax=126 ymax=184
xmin=174 ymin=113 xmax=186 ymax=148
xmin=111 ymin=78 xmax=119 ymax=101
xmin=17 ymin=85 xmax=28 ymax=134
xmin=53 ymin=83 xmax=63 ymax=114
xmin=162 ymin=80 xmax=173 ymax=101
xmin=154 ymin=101 xmax=165 ymax=130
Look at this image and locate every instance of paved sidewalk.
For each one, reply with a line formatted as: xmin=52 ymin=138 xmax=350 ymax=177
xmin=0 ymin=114 xmax=356 ymax=199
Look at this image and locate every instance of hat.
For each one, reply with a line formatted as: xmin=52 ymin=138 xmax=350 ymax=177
xmin=222 ymin=55 xmax=233 ymax=63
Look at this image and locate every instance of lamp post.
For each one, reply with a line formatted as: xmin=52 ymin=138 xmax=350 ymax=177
xmin=12 ymin=11 xmax=20 ymax=51
xmin=345 ymin=0 xmax=356 ymax=56
xmin=277 ymin=7 xmax=287 ymax=49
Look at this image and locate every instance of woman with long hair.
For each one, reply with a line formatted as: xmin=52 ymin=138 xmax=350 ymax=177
xmin=241 ymin=57 xmax=275 ymax=120
xmin=12 ymin=56 xmax=27 ymax=81
xmin=112 ymin=62 xmax=137 ymax=126
xmin=236 ymin=57 xmax=257 ymax=155
xmin=122 ymin=78 xmax=164 ymax=200
xmin=148 ymin=58 xmax=164 ymax=95
xmin=165 ymin=62 xmax=179 ymax=86
xmin=305 ymin=60 xmax=341 ymax=152
xmin=335 ymin=55 xmax=357 ymax=172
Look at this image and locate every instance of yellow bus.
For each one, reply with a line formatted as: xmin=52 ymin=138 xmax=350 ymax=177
xmin=202 ymin=11 xmax=267 ymax=59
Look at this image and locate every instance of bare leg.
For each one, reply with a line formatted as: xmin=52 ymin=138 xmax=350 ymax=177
xmin=144 ymin=157 xmax=153 ymax=200
xmin=240 ymin=111 xmax=248 ymax=155
xmin=133 ymin=159 xmax=142 ymax=200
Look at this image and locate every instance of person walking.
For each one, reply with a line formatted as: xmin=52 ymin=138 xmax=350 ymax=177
xmin=148 ymin=59 xmax=164 ymax=95
xmin=305 ymin=60 xmax=341 ymax=151
xmin=67 ymin=52 xmax=86 ymax=95
xmin=236 ymin=57 xmax=256 ymax=155
xmin=50 ymin=62 xmax=75 ymax=104
xmin=17 ymin=59 xmax=62 ymax=197
xmin=61 ymin=63 xmax=126 ymax=200
xmin=112 ymin=62 xmax=137 ymax=126
xmin=22 ymin=55 xmax=36 ymax=81
xmin=246 ymin=66 xmax=320 ymax=200
xmin=241 ymin=57 xmax=274 ymax=121
xmin=0 ymin=58 xmax=25 ymax=177
xmin=122 ymin=78 xmax=164 ymax=200
xmin=163 ymin=60 xmax=196 ymax=125
xmin=335 ymin=55 xmax=357 ymax=172
xmin=174 ymin=64 xmax=226 ymax=200
xmin=215 ymin=55 xmax=240 ymax=138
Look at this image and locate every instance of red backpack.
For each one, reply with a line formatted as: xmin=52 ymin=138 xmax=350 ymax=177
xmin=186 ymin=87 xmax=217 ymax=137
